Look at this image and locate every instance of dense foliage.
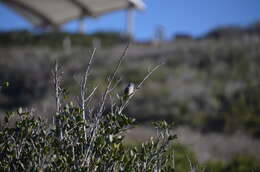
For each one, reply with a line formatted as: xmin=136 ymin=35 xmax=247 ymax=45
xmin=0 ymin=49 xmax=178 ymax=171
xmin=0 ymin=106 xmax=178 ymax=171
xmin=1 ymin=105 xmax=259 ymax=171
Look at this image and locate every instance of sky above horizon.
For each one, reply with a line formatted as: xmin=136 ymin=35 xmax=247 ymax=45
xmin=0 ymin=0 xmax=260 ymax=40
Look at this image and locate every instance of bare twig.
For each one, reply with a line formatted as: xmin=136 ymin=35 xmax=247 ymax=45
xmin=98 ymin=43 xmax=129 ymax=116
xmin=85 ymin=85 xmax=99 ymax=103
xmin=84 ymin=43 xmax=130 ymax=166
xmin=80 ymin=48 xmax=96 ymax=140
xmin=136 ymin=62 xmax=164 ymax=90
xmin=54 ymin=60 xmax=61 ymax=118
xmin=81 ymin=48 xmax=96 ymax=119
xmin=53 ymin=60 xmax=63 ymax=140
xmin=186 ymin=155 xmax=195 ymax=172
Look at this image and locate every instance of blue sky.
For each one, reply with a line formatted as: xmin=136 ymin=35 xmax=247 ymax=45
xmin=0 ymin=0 xmax=260 ymax=40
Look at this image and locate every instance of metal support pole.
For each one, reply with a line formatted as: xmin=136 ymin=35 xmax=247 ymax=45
xmin=126 ymin=8 xmax=134 ymax=39
xmin=78 ymin=17 xmax=86 ymax=33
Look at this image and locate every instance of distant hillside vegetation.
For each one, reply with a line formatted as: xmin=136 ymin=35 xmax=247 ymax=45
xmin=1 ymin=22 xmax=260 ymax=137
xmin=203 ymin=21 xmax=260 ymax=39
xmin=0 ymin=31 xmax=128 ymax=47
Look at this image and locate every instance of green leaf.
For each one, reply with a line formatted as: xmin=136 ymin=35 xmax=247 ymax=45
xmin=109 ymin=134 xmax=114 ymax=142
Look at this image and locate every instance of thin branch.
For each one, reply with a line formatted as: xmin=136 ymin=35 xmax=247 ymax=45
xmin=136 ymin=62 xmax=164 ymax=90
xmin=98 ymin=43 xmax=129 ymax=116
xmin=84 ymin=85 xmax=99 ymax=103
xmin=84 ymin=43 xmax=130 ymax=166
xmin=81 ymin=48 xmax=96 ymax=100
xmin=54 ymin=60 xmax=61 ymax=117
xmin=186 ymin=155 xmax=194 ymax=172
xmin=53 ymin=60 xmax=63 ymax=140
xmin=80 ymin=48 xmax=96 ymax=140
xmin=81 ymin=48 xmax=96 ymax=109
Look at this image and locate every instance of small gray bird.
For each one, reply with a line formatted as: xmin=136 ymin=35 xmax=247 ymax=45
xmin=124 ymin=82 xmax=135 ymax=99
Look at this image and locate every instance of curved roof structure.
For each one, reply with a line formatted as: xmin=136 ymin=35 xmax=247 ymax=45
xmin=1 ymin=0 xmax=145 ymax=28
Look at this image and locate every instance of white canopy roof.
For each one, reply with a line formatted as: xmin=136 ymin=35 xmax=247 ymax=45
xmin=1 ymin=0 xmax=145 ymax=27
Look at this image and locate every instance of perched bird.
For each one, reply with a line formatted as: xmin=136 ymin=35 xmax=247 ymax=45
xmin=124 ymin=82 xmax=135 ymax=99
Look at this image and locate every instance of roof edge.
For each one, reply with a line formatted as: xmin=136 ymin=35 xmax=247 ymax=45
xmin=128 ymin=0 xmax=146 ymax=10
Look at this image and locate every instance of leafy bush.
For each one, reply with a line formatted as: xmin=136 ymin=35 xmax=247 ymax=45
xmin=0 ymin=47 xmax=178 ymax=171
xmin=0 ymin=106 xmax=177 ymax=171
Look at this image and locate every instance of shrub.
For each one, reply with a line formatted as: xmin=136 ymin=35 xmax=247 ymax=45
xmin=0 ymin=106 xmax=177 ymax=171
xmin=0 ymin=46 xmax=178 ymax=171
